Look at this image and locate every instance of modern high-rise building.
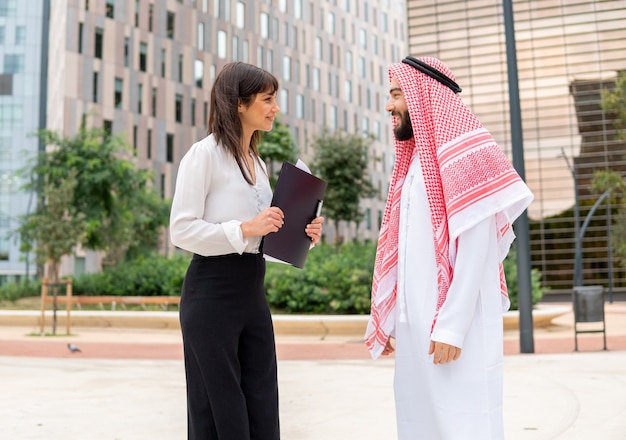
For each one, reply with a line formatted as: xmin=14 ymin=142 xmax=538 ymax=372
xmin=0 ymin=0 xmax=50 ymax=284
xmin=0 ymin=0 xmax=407 ymax=283
xmin=407 ymin=0 xmax=626 ymax=293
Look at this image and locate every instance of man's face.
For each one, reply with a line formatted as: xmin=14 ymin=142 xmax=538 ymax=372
xmin=385 ymin=77 xmax=413 ymax=141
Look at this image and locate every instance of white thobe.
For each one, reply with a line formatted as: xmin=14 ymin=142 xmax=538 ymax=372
xmin=394 ymin=156 xmax=506 ymax=440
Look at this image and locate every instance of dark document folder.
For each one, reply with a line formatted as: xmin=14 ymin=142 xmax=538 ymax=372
xmin=263 ymin=162 xmax=327 ymax=268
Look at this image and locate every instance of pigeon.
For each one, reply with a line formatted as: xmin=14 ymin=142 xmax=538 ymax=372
xmin=67 ymin=343 xmax=82 ymax=353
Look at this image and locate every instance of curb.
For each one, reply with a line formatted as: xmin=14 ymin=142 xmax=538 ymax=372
xmin=0 ymin=307 xmax=570 ymax=338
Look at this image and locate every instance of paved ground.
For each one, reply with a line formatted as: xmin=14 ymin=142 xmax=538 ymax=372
xmin=1 ymin=302 xmax=625 ymax=439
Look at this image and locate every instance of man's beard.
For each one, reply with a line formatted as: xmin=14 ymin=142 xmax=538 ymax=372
xmin=393 ymin=110 xmax=414 ymax=141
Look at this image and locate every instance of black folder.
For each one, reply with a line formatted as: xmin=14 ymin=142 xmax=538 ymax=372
xmin=263 ymin=162 xmax=327 ymax=268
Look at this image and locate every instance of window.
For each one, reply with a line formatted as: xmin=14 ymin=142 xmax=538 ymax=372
xmin=175 ymin=94 xmax=183 ymax=123
xmin=282 ymin=56 xmax=290 ymax=81
xmin=296 ymin=94 xmax=304 ymax=118
xmin=0 ymin=74 xmax=12 ymax=95
xmin=312 ymin=67 xmax=320 ymax=91
xmin=15 ymin=26 xmax=25 ymax=45
xmin=161 ymin=48 xmax=166 ymax=77
xmin=315 ymin=37 xmax=322 ymax=60
xmin=166 ymin=134 xmax=174 ymax=162
xmin=152 ymin=87 xmax=157 ymax=117
xmin=330 ymin=105 xmax=337 ymax=129
xmin=345 ymin=50 xmax=352 ymax=73
xmin=78 ymin=23 xmax=83 ymax=53
xmin=191 ymin=98 xmax=196 ymax=126
xmin=103 ymin=119 xmax=113 ymax=137
xmin=139 ymin=42 xmax=147 ymax=72
xmin=0 ymin=237 xmax=8 ymax=261
xmin=124 ymin=37 xmax=130 ymax=67
xmin=294 ymin=0 xmax=302 ymax=19
xmin=0 ymin=0 xmax=17 ymax=16
xmin=194 ymin=59 xmax=203 ymax=88
xmin=3 ymin=55 xmax=24 ymax=74
xmin=92 ymin=71 xmax=99 ymax=102
xmin=236 ymin=2 xmax=245 ymax=29
xmin=178 ymin=54 xmax=183 ymax=82
xmin=147 ymin=128 xmax=152 ymax=159
xmin=94 ymin=27 xmax=104 ymax=59
xmin=280 ymin=89 xmax=288 ymax=114
xmin=242 ymin=40 xmax=249 ymax=63
xmin=232 ymin=36 xmax=239 ymax=61
xmin=345 ymin=79 xmax=352 ymax=102
xmin=327 ymin=12 xmax=335 ymax=34
xmin=134 ymin=0 xmax=139 ymax=26
xmin=0 ymin=27 xmax=4 ymax=44
xmin=106 ymin=0 xmax=114 ymax=18
xmin=148 ymin=4 xmax=154 ymax=31
xmin=133 ymin=125 xmax=138 ymax=155
xmin=260 ymin=13 xmax=269 ymax=39
xmin=167 ymin=11 xmax=175 ymax=39
xmin=137 ymin=83 xmax=143 ymax=114
xmin=217 ymin=30 xmax=227 ymax=59
xmin=266 ymin=49 xmax=273 ymax=72
xmin=197 ymin=22 xmax=205 ymax=50
xmin=114 ymin=77 xmax=123 ymax=108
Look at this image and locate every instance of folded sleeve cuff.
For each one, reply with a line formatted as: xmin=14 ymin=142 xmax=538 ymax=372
xmin=222 ymin=221 xmax=248 ymax=254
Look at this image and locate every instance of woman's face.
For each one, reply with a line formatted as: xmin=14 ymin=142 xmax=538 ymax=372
xmin=239 ymin=90 xmax=280 ymax=133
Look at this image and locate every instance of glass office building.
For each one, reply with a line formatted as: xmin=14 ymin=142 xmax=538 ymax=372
xmin=0 ymin=0 xmax=49 ymax=284
xmin=407 ymin=0 xmax=626 ymax=294
xmin=1 ymin=0 xmax=407 ymax=282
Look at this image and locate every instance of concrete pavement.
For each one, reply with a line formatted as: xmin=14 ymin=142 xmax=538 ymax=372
xmin=1 ymin=302 xmax=626 ymax=439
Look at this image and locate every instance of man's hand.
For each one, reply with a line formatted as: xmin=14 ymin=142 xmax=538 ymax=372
xmin=428 ymin=341 xmax=461 ymax=364
xmin=382 ymin=338 xmax=395 ymax=356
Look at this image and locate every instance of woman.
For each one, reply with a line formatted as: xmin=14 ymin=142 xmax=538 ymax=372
xmin=170 ymin=62 xmax=323 ymax=440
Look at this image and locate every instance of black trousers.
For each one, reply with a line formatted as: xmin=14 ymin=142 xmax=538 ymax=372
xmin=180 ymin=253 xmax=279 ymax=440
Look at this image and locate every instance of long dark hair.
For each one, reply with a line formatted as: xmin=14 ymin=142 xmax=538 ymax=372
xmin=208 ymin=62 xmax=279 ymax=185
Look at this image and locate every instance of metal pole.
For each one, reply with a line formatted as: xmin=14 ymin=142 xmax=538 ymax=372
xmin=502 ymin=0 xmax=534 ymax=353
xmin=607 ymin=202 xmax=613 ymax=303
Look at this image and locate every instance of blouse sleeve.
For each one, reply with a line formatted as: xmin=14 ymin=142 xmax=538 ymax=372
xmin=430 ymin=216 xmax=495 ymax=348
xmin=169 ymin=144 xmax=249 ymax=256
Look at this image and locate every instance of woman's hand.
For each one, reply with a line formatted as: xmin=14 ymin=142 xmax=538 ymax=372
xmin=241 ymin=207 xmax=284 ymax=237
xmin=305 ymin=216 xmax=324 ymax=245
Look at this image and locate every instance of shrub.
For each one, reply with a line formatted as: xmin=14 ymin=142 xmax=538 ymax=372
xmin=1 ymin=243 xmax=545 ymax=313
xmin=265 ymin=242 xmax=376 ymax=314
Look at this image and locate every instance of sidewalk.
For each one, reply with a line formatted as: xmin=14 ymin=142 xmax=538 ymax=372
xmin=1 ymin=302 xmax=625 ymax=439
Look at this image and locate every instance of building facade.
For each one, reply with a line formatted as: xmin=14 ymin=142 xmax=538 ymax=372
xmin=1 ymin=0 xmax=407 ymax=283
xmin=407 ymin=0 xmax=626 ymax=293
xmin=0 ymin=0 xmax=49 ymax=284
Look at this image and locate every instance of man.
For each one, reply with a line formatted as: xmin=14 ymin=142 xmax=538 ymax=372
xmin=365 ymin=56 xmax=534 ymax=439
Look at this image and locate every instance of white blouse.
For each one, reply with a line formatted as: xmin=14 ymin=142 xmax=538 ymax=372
xmin=169 ymin=134 xmax=273 ymax=256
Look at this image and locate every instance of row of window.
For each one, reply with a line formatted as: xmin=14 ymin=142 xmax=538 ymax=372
xmin=0 ymin=25 xmax=26 ymax=45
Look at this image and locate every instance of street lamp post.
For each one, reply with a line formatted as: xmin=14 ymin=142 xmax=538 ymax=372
xmin=502 ymin=0 xmax=534 ymax=354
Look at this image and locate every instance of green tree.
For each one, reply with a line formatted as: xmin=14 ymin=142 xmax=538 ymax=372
xmin=601 ymin=71 xmax=626 ymax=141
xmin=310 ymin=129 xmax=376 ymax=244
xmin=592 ymin=169 xmax=626 ymax=266
xmin=259 ymin=117 xmax=298 ymax=187
xmin=18 ymin=170 xmax=86 ymax=284
xmin=19 ymin=124 xmax=170 ymax=267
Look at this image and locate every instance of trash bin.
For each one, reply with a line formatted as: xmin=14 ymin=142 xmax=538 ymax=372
xmin=572 ymin=285 xmax=606 ymax=351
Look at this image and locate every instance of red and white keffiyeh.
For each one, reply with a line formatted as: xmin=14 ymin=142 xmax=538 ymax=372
xmin=365 ymin=57 xmax=534 ymax=359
